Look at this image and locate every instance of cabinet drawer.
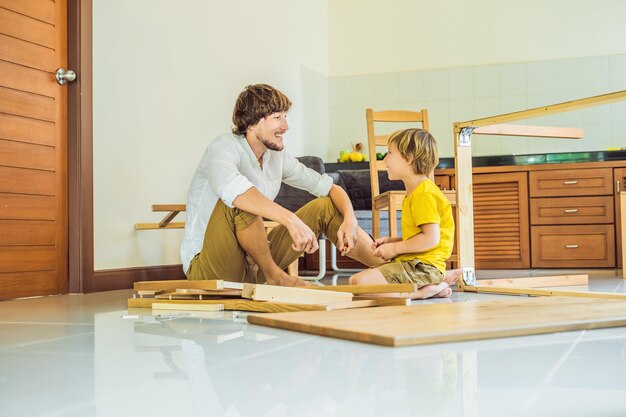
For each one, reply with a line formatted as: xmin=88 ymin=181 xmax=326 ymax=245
xmin=531 ymin=225 xmax=615 ymax=267
xmin=530 ymin=196 xmax=614 ymax=225
xmin=529 ymin=168 xmax=613 ymax=197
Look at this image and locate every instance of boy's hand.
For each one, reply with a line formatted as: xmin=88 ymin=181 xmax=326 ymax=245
xmin=373 ymin=242 xmax=398 ymax=261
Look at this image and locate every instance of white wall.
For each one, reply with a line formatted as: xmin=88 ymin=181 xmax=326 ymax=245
xmin=93 ymin=0 xmax=328 ymax=269
xmin=328 ymin=0 xmax=626 ymax=76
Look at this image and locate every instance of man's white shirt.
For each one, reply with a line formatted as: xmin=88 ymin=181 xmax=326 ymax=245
xmin=180 ymin=133 xmax=333 ymax=273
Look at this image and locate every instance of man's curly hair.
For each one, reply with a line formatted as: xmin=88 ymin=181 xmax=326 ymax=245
xmin=232 ymin=84 xmax=292 ymax=135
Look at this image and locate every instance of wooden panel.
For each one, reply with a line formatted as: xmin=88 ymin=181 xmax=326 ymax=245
xmin=0 ymin=166 xmax=56 ymax=195
xmin=0 ymin=0 xmax=55 ymax=24
xmin=247 ymin=297 xmax=626 ymax=347
xmin=0 ymin=86 xmax=55 ymax=121
xmin=128 ymin=297 xmax=329 ymax=313
xmin=529 ymin=168 xmax=613 ymax=197
xmin=0 ymin=113 xmax=55 ymax=146
xmin=530 ymin=196 xmax=614 ymax=225
xmin=0 ymin=270 xmax=59 ymax=299
xmin=0 ymin=193 xmax=55 ymax=220
xmin=531 ymin=225 xmax=615 ymax=267
xmin=473 ymin=124 xmax=583 ymax=139
xmin=434 ymin=174 xmax=450 ymax=190
xmin=0 ymin=59 xmax=56 ymax=98
xmin=473 ymin=172 xmax=530 ymax=268
xmin=0 ymin=220 xmax=55 ymax=245
xmin=614 ymin=168 xmax=626 ymax=269
xmin=0 ymin=246 xmax=56 ymax=272
xmin=371 ymin=109 xmax=427 ymax=123
xmin=0 ymin=33 xmax=55 ymax=71
xmin=0 ymin=6 xmax=55 ymax=48
xmin=0 ymin=139 xmax=55 ymax=170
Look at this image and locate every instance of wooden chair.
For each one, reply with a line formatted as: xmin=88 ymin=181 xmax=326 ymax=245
xmin=365 ymin=108 xmax=458 ymax=267
xmin=366 ymin=108 xmax=431 ymax=239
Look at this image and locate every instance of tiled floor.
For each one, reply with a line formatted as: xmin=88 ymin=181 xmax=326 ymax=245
xmin=1 ymin=270 xmax=626 ymax=417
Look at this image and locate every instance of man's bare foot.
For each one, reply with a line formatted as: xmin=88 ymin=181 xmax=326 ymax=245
xmin=444 ymin=269 xmax=462 ymax=285
xmin=266 ymin=274 xmax=310 ymax=287
xmin=412 ymin=282 xmax=449 ymax=299
xmin=433 ymin=287 xmax=452 ymax=298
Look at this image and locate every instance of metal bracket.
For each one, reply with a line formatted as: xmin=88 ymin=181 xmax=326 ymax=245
xmin=462 ymin=267 xmax=477 ymax=286
xmin=459 ymin=127 xmax=475 ymax=147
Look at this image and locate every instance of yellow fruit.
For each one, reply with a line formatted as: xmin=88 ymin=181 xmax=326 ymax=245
xmin=340 ymin=153 xmax=351 ymax=162
xmin=349 ymin=151 xmax=363 ymax=162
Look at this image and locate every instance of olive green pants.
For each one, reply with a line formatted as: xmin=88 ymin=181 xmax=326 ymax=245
xmin=186 ymin=197 xmax=344 ymax=283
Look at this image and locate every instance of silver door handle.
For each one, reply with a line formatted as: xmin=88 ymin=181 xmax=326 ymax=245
xmin=565 ymin=244 xmax=579 ymax=249
xmin=563 ymin=180 xmax=578 ymax=185
xmin=55 ymin=68 xmax=77 ymax=85
xmin=563 ymin=209 xmax=579 ymax=213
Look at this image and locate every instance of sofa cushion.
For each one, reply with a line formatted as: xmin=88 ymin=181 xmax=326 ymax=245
xmin=337 ymin=169 xmax=404 ymax=210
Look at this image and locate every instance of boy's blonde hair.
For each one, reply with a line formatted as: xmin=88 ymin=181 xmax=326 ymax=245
xmin=387 ymin=128 xmax=439 ymax=175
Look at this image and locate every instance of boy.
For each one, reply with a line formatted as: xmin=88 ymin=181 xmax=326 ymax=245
xmin=349 ymin=128 xmax=458 ymax=299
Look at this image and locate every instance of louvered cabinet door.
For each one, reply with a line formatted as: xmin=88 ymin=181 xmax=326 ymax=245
xmin=473 ymin=172 xmax=530 ymax=268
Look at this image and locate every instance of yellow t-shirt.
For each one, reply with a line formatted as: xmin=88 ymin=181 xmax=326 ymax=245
xmin=394 ymin=179 xmax=454 ymax=273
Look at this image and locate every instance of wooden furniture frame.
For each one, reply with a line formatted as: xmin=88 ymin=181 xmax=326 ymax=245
xmin=454 ymin=90 xmax=626 ymax=290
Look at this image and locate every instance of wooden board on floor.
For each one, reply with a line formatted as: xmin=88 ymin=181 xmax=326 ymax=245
xmin=128 ymin=297 xmax=329 ymax=312
xmin=476 ymin=274 xmax=588 ymax=288
xmin=133 ymin=280 xmax=224 ymax=291
xmin=242 ymin=283 xmax=353 ymax=304
xmin=247 ymin=296 xmax=626 ymax=347
xmin=304 ymin=283 xmax=418 ymax=294
xmin=152 ymin=302 xmax=224 ymax=312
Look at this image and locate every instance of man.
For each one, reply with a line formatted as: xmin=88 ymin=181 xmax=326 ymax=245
xmin=181 ymin=84 xmax=380 ymax=286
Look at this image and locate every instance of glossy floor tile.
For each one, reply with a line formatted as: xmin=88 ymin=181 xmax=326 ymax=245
xmin=1 ymin=270 xmax=626 ymax=417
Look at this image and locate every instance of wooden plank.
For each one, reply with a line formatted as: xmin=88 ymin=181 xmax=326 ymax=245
xmin=0 ymin=166 xmax=55 ymax=195
xmin=0 ymin=0 xmax=55 ymax=24
xmin=0 ymin=139 xmax=55 ymax=171
xmin=133 ymin=279 xmax=224 ymax=291
xmin=0 ymin=60 xmax=56 ymax=98
xmin=456 ymin=90 xmax=626 ymax=129
xmin=622 ymin=192 xmax=626 ymax=278
xmin=128 ymin=297 xmax=330 ymax=313
xmin=0 ymin=193 xmax=55 ymax=220
xmin=0 ymin=113 xmax=55 ymax=146
xmin=472 ymin=124 xmax=583 ymax=139
xmin=0 ymin=33 xmax=55 ymax=72
xmin=242 ymin=283 xmax=353 ymax=305
xmin=247 ymin=296 xmax=626 ymax=347
xmin=0 ymin=86 xmax=55 ymax=122
xmin=325 ymin=299 xmax=378 ymax=310
xmin=462 ymin=285 xmax=626 ymax=300
xmin=353 ymin=296 xmax=411 ymax=306
xmin=455 ymin=140 xmax=475 ymax=275
xmin=154 ymin=289 xmax=242 ymax=299
xmin=152 ymin=302 xmax=224 ymax=312
xmin=0 ymin=246 xmax=56 ymax=272
xmin=304 ymin=283 xmax=418 ymax=294
xmin=476 ymin=274 xmax=588 ymax=289
xmin=152 ymin=204 xmax=186 ymax=212
xmin=371 ymin=109 xmax=428 ymax=124
xmin=0 ymin=6 xmax=55 ymax=48
xmin=158 ymin=210 xmax=180 ymax=228
xmin=0 ymin=220 xmax=55 ymax=245
xmin=135 ymin=222 xmax=185 ymax=230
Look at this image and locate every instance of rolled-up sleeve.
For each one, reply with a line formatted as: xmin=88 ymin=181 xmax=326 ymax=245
xmin=207 ymin=143 xmax=254 ymax=208
xmin=281 ymin=152 xmax=333 ymax=197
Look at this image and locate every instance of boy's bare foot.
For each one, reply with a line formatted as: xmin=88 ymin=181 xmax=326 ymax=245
xmin=444 ymin=269 xmax=462 ymax=285
xmin=413 ymin=282 xmax=449 ymax=299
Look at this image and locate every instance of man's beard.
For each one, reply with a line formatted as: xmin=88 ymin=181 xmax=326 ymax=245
xmin=261 ymin=138 xmax=284 ymax=151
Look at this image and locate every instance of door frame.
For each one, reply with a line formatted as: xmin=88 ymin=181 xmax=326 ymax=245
xmin=67 ymin=0 xmax=183 ymax=293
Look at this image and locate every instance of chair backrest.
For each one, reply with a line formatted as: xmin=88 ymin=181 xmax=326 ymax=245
xmin=365 ymin=108 xmax=430 ymax=199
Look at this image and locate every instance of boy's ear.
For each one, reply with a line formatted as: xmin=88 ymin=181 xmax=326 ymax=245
xmin=404 ymin=153 xmax=414 ymax=164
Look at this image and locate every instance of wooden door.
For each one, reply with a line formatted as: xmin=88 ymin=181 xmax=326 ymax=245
xmin=473 ymin=172 xmax=530 ymax=269
xmin=0 ymin=0 xmax=68 ymax=298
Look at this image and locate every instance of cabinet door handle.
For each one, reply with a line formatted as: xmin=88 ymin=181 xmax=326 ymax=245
xmin=563 ymin=209 xmax=579 ymax=213
xmin=563 ymin=180 xmax=578 ymax=185
xmin=565 ymin=244 xmax=579 ymax=249
xmin=617 ymin=180 xmax=621 ymax=194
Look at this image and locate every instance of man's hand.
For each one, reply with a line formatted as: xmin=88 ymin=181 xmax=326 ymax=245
xmin=373 ymin=242 xmax=398 ymax=261
xmin=286 ymin=215 xmax=319 ymax=254
xmin=336 ymin=217 xmax=358 ymax=256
